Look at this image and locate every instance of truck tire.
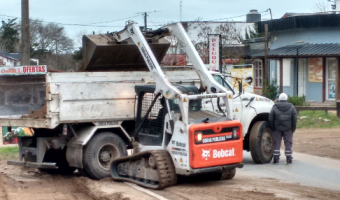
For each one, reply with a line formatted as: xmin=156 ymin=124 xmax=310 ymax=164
xmin=83 ymin=132 xmax=127 ymax=180
xmin=249 ymin=121 xmax=273 ymax=164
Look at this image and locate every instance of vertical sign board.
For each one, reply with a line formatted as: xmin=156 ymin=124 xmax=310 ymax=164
xmin=209 ymin=35 xmax=220 ymax=71
xmin=308 ymin=58 xmax=323 ymax=82
xmin=0 ymin=65 xmax=47 ymax=76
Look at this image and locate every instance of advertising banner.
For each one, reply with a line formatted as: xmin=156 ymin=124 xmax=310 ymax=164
xmin=230 ymin=65 xmax=254 ymax=93
xmin=0 ymin=65 xmax=47 ymax=76
xmin=209 ymin=35 xmax=220 ymax=71
xmin=308 ymin=58 xmax=323 ymax=82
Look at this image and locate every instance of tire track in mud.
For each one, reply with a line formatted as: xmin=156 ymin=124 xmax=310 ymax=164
xmin=0 ymin=167 xmax=92 ymax=200
xmin=152 ymin=176 xmax=340 ymax=200
xmin=72 ymin=177 xmax=130 ymax=200
xmin=0 ymin=175 xmax=8 ymax=200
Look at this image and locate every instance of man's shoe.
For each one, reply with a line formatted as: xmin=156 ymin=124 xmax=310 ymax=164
xmin=273 ymin=158 xmax=279 ymax=164
xmin=287 ymin=159 xmax=292 ymax=165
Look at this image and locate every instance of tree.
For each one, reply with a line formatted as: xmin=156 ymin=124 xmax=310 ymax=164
xmin=188 ymin=20 xmax=243 ymax=63
xmin=72 ymin=47 xmax=82 ymax=61
xmin=30 ymin=20 xmax=74 ymax=56
xmin=243 ymin=23 xmax=264 ymax=40
xmin=313 ymin=0 xmax=337 ymax=13
xmin=0 ymin=19 xmax=20 ymax=52
xmin=28 ymin=19 xmax=75 ymax=70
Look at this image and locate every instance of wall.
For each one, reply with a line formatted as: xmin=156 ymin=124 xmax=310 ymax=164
xmin=305 ymin=58 xmax=323 ymax=102
xmin=270 ymin=57 xmax=323 ymax=102
xmin=270 ymin=27 xmax=340 ymax=49
xmin=0 ymin=56 xmax=17 ymax=67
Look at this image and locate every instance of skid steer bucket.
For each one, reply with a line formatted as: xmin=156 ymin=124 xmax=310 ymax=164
xmin=82 ymin=33 xmax=170 ymax=71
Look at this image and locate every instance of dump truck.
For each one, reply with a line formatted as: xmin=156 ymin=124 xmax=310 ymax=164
xmin=1 ymin=22 xmax=244 ymax=189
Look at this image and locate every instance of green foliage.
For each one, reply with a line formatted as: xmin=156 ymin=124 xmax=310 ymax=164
xmin=0 ymin=146 xmax=19 ymax=160
xmin=243 ymin=23 xmax=264 ymax=40
xmin=0 ymin=18 xmax=19 ymax=52
xmin=72 ymin=47 xmax=82 ymax=61
xmin=288 ymin=95 xmax=309 ymax=106
xmin=297 ymin=110 xmax=340 ymax=129
xmin=262 ymin=79 xmax=278 ymax=100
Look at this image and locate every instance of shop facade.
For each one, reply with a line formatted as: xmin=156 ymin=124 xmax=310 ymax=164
xmin=254 ymin=14 xmax=340 ymax=102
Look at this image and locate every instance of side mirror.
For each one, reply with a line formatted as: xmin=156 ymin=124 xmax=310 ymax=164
xmin=238 ymin=81 xmax=242 ymax=94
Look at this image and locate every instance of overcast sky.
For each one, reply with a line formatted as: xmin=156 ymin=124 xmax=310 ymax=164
xmin=0 ymin=0 xmax=333 ymax=48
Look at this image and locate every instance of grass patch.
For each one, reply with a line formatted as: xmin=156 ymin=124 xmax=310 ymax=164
xmin=0 ymin=146 xmax=19 ymax=160
xmin=297 ymin=110 xmax=340 ymax=129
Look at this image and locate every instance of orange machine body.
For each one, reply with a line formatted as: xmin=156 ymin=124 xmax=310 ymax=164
xmin=189 ymin=120 xmax=243 ymax=169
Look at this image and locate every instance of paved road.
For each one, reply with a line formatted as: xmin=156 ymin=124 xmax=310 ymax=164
xmin=240 ymin=151 xmax=340 ymax=191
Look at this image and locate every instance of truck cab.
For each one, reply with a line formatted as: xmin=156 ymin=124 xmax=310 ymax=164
xmin=205 ymin=71 xmax=275 ymax=163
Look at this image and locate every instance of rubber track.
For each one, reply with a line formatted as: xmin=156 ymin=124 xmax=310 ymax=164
xmin=220 ymin=168 xmax=236 ymax=180
xmin=111 ymin=150 xmax=177 ymax=190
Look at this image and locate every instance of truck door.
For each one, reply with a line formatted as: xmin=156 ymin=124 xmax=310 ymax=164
xmin=209 ymin=75 xmax=243 ymax=120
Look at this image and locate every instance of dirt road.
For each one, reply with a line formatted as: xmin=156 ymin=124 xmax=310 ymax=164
xmin=293 ymin=128 xmax=340 ymax=160
xmin=0 ymin=128 xmax=339 ymax=200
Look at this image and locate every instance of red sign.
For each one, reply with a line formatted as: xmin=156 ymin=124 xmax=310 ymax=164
xmin=209 ymin=36 xmax=220 ymax=70
xmin=0 ymin=65 xmax=47 ymax=76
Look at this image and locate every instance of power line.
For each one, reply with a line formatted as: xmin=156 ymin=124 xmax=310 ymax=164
xmin=0 ymin=13 xmax=142 ymax=28
xmin=136 ymin=11 xmax=160 ymax=30
xmin=207 ymin=10 xmax=270 ymax=22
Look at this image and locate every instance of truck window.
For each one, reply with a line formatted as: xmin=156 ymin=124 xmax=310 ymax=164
xmin=213 ymin=75 xmax=233 ymax=92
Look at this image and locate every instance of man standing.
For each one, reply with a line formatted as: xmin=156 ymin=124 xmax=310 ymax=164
xmin=268 ymin=93 xmax=297 ymax=164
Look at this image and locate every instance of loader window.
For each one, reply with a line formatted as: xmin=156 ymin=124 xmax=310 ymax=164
xmin=135 ymin=93 xmax=165 ymax=146
xmin=170 ymin=99 xmax=202 ymax=113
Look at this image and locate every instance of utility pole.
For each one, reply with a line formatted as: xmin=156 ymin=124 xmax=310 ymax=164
xmin=180 ymin=0 xmax=182 ymax=22
xmin=136 ymin=11 xmax=160 ymax=32
xmin=21 ymin=0 xmax=30 ymax=65
xmin=264 ymin=24 xmax=269 ymax=80
xmin=144 ymin=12 xmax=147 ymax=31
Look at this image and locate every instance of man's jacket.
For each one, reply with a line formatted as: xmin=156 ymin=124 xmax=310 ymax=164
xmin=268 ymin=101 xmax=298 ymax=132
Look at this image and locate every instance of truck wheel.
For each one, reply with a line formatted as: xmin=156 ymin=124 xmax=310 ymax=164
xmin=83 ymin=132 xmax=127 ymax=180
xmin=249 ymin=121 xmax=273 ymax=164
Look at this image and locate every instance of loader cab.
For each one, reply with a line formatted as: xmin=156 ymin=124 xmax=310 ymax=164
xmin=134 ymin=84 xmax=200 ymax=146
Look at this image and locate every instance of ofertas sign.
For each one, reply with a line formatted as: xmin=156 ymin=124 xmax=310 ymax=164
xmin=208 ymin=35 xmax=220 ymax=71
xmin=0 ymin=65 xmax=47 ymax=76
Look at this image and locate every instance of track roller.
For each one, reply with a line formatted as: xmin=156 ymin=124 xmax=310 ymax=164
xmin=110 ymin=150 xmax=177 ymax=189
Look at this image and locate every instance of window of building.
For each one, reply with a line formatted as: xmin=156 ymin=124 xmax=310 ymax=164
xmin=254 ymin=60 xmax=263 ymax=88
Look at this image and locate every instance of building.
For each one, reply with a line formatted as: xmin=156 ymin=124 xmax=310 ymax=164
xmin=162 ymin=9 xmax=260 ymax=67
xmin=252 ymin=13 xmax=340 ymax=102
xmin=0 ymin=51 xmax=21 ymax=67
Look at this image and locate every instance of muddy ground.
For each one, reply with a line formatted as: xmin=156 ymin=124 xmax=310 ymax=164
xmin=0 ymin=128 xmax=339 ymax=200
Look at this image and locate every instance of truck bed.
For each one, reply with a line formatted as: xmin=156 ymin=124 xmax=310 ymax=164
xmin=0 ymin=69 xmax=200 ymax=129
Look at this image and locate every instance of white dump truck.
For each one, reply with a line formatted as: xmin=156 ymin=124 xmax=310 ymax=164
xmin=1 ymin=23 xmax=245 ymax=189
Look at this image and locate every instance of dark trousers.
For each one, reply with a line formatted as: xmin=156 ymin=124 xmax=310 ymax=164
xmin=273 ymin=129 xmax=293 ymax=160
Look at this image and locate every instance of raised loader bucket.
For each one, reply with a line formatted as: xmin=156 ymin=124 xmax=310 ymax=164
xmin=82 ymin=33 xmax=170 ymax=71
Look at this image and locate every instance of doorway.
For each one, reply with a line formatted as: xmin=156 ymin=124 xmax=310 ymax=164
xmin=326 ymin=58 xmax=336 ymax=100
xmin=298 ymin=58 xmax=306 ymax=97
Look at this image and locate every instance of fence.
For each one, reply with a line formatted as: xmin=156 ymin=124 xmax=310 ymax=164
xmin=295 ymin=105 xmax=339 ymax=117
